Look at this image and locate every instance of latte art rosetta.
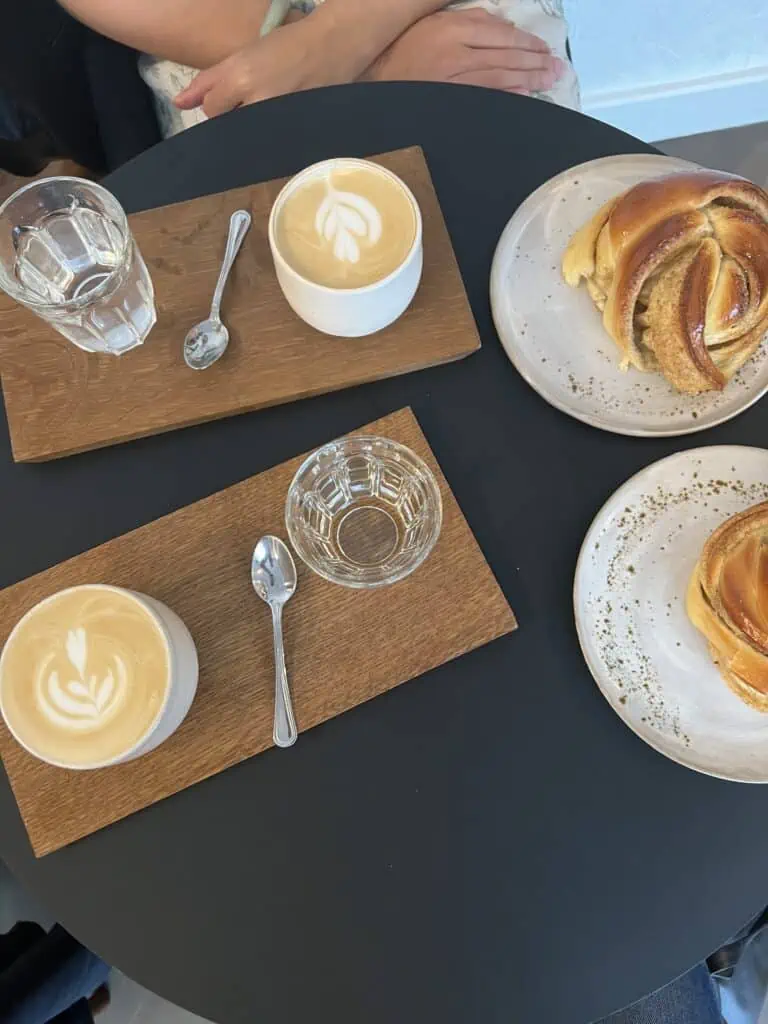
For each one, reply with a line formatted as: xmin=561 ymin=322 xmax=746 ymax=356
xmin=36 ymin=627 xmax=127 ymax=730
xmin=314 ymin=187 xmax=383 ymax=265
xmin=0 ymin=587 xmax=171 ymax=767
xmin=275 ymin=161 xmax=417 ymax=289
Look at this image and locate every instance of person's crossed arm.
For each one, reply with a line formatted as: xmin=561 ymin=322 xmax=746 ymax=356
xmin=60 ymin=0 xmax=563 ymax=120
xmin=175 ymin=5 xmax=563 ymax=116
xmin=59 ymin=0 xmax=446 ymax=80
xmin=363 ymin=8 xmax=565 ymax=96
xmin=172 ymin=0 xmax=452 ymax=115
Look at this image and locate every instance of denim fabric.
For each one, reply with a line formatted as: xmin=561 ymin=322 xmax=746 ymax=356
xmin=717 ymin=922 xmax=768 ymax=1023
xmin=1 ymin=924 xmax=110 ymax=1024
xmin=599 ymin=963 xmax=722 ymax=1024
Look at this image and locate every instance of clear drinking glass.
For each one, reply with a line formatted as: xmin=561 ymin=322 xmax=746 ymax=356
xmin=0 ymin=176 xmax=156 ymax=355
xmin=286 ymin=436 xmax=443 ymax=588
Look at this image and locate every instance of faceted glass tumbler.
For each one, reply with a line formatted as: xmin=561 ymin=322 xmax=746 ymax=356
xmin=0 ymin=176 xmax=156 ymax=355
xmin=286 ymin=436 xmax=443 ymax=588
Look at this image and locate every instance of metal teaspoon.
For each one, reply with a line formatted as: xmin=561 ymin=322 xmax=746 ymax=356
xmin=251 ymin=535 xmax=298 ymax=748
xmin=183 ymin=209 xmax=251 ymax=370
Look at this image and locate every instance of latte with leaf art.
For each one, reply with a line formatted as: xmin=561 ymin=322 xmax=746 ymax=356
xmin=0 ymin=586 xmax=171 ymax=768
xmin=274 ymin=159 xmax=417 ymax=289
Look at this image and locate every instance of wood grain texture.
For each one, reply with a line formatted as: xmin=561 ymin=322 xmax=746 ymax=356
xmin=0 ymin=409 xmax=516 ymax=856
xmin=0 ymin=148 xmax=480 ymax=463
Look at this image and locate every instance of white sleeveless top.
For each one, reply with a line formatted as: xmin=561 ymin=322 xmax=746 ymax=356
xmin=140 ymin=0 xmax=580 ymax=137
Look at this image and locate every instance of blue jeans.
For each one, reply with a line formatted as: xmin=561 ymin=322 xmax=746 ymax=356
xmin=599 ymin=963 xmax=721 ymax=1024
xmin=0 ymin=923 xmax=110 ymax=1024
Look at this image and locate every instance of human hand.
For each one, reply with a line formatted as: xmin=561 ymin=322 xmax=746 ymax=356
xmin=174 ymin=15 xmax=347 ymax=117
xmin=174 ymin=0 xmax=452 ymax=117
xmin=364 ymin=8 xmax=564 ymax=94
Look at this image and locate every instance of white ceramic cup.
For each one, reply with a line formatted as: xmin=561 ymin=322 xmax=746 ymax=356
xmin=0 ymin=584 xmax=198 ymax=770
xmin=268 ymin=157 xmax=423 ymax=337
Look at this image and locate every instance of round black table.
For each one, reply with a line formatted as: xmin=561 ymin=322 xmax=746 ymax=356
xmin=1 ymin=83 xmax=766 ymax=1024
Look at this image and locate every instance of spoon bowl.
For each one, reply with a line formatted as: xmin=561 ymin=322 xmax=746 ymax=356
xmin=183 ymin=318 xmax=230 ymax=371
xmin=251 ymin=535 xmax=298 ymax=605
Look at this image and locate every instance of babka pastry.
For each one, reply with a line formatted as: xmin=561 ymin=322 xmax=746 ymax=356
xmin=687 ymin=501 xmax=768 ymax=710
xmin=562 ymin=170 xmax=768 ymax=394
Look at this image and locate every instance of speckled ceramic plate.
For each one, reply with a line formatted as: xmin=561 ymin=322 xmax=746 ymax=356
xmin=490 ymin=154 xmax=768 ymax=437
xmin=574 ymin=446 xmax=768 ymax=782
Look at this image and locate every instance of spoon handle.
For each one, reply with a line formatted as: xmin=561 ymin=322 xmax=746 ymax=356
xmin=270 ymin=602 xmax=297 ymax=748
xmin=210 ymin=209 xmax=251 ymax=321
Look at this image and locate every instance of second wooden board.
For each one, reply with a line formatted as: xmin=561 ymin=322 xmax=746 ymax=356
xmin=0 ymin=408 xmax=516 ymax=856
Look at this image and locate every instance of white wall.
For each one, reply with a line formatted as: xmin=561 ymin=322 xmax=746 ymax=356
xmin=566 ymin=0 xmax=768 ymax=141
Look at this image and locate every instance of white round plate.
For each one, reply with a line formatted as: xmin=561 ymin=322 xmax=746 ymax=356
xmin=490 ymin=154 xmax=768 ymax=437
xmin=575 ymin=446 xmax=768 ymax=782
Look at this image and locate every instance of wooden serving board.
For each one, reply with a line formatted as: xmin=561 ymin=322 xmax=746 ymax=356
xmin=0 ymin=409 xmax=516 ymax=856
xmin=0 ymin=147 xmax=480 ymax=463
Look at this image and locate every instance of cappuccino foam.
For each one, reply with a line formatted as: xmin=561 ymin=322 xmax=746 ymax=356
xmin=275 ymin=161 xmax=417 ymax=289
xmin=0 ymin=586 xmax=171 ymax=768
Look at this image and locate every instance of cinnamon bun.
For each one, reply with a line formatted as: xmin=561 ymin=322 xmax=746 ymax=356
xmin=563 ymin=170 xmax=768 ymax=395
xmin=687 ymin=501 xmax=768 ymax=710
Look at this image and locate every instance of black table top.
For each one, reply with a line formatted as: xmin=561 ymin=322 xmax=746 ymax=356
xmin=1 ymin=83 xmax=767 ymax=1024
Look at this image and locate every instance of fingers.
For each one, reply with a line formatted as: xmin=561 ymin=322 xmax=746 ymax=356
xmin=496 ymin=25 xmax=552 ymax=54
xmin=174 ymin=69 xmax=215 ymax=110
xmin=175 ymin=61 xmax=249 ymax=117
xmin=481 ymin=47 xmax=563 ymax=75
xmin=456 ymin=8 xmax=550 ymax=52
xmin=201 ymin=84 xmax=244 ymax=118
xmin=455 ymin=44 xmax=564 ymax=92
xmin=450 ymin=65 xmax=558 ymax=93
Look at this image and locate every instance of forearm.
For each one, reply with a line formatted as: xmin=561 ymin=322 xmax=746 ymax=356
xmin=59 ymin=0 xmax=442 ymax=73
xmin=307 ymin=0 xmax=445 ymax=78
xmin=57 ymin=0 xmax=272 ymax=67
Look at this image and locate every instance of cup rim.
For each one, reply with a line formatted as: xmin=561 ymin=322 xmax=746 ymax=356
xmin=0 ymin=176 xmax=132 ymax=312
xmin=285 ymin=434 xmax=443 ymax=589
xmin=268 ymin=157 xmax=423 ymax=295
xmin=0 ymin=583 xmax=175 ymax=771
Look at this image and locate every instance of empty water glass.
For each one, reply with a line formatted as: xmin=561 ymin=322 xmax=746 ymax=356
xmin=286 ymin=436 xmax=443 ymax=588
xmin=0 ymin=177 xmax=156 ymax=355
